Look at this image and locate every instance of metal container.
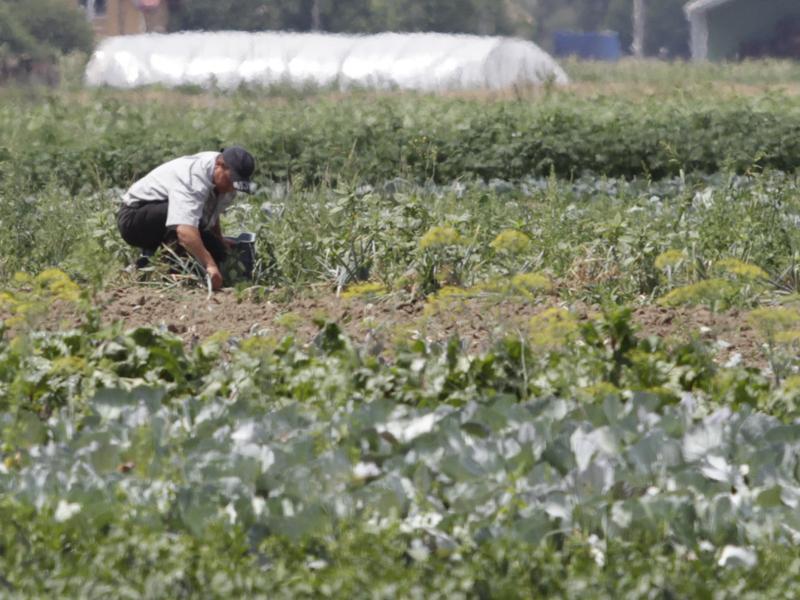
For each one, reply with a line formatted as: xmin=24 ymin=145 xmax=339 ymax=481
xmin=224 ymin=232 xmax=257 ymax=280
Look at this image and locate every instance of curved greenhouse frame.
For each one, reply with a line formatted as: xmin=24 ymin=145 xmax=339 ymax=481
xmin=85 ymin=31 xmax=568 ymax=91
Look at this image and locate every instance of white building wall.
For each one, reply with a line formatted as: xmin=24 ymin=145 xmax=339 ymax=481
xmin=689 ymin=12 xmax=710 ymax=60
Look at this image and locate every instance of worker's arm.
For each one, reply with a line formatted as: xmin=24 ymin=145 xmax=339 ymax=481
xmin=176 ymin=224 xmax=223 ymax=290
xmin=211 ymin=221 xmax=236 ymax=249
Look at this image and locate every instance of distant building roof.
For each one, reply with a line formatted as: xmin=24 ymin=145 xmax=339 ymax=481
xmin=685 ymin=0 xmax=800 ymax=61
xmin=684 ymin=0 xmax=734 ymax=16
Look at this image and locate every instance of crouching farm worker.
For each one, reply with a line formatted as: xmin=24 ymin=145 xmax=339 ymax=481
xmin=116 ymin=146 xmax=255 ymax=291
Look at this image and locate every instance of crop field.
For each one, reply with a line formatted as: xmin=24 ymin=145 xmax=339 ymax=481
xmin=5 ymin=62 xmax=800 ymax=596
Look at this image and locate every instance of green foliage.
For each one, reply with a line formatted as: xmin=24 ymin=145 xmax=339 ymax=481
xmin=5 ymin=87 xmax=800 ymax=301
xmin=415 ymin=225 xmax=476 ymax=294
xmin=0 ymin=2 xmax=41 ymax=58
xmin=167 ymin=0 xmax=693 ymax=57
xmin=6 ymin=65 xmax=800 ymax=595
xmin=0 ymin=182 xmax=122 ymax=286
xmin=7 ymin=157 xmax=800 ymax=306
xmin=0 ymin=0 xmax=92 ymax=63
xmin=3 ymin=304 xmax=800 ymax=593
xmin=170 ymin=0 xmax=516 ymax=37
xmin=657 ymin=256 xmax=772 ymax=311
xmin=8 ymin=92 xmax=800 ymax=194
xmin=748 ymin=306 xmax=800 ymax=340
xmin=565 ymin=57 xmax=800 ymax=86
xmin=7 ymin=0 xmax=93 ymax=55
xmin=747 ymin=306 xmax=800 ymax=383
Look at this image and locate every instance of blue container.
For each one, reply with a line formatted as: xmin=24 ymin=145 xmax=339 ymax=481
xmin=553 ymin=31 xmax=622 ymax=61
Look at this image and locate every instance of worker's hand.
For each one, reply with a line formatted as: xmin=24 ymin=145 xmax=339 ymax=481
xmin=175 ymin=225 xmax=227 ymax=290
xmin=207 ymin=264 xmax=224 ymax=290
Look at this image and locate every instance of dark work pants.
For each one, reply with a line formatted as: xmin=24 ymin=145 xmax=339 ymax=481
xmin=116 ymin=200 xmax=227 ymax=264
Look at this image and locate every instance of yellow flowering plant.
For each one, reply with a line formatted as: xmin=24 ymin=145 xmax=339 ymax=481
xmin=747 ymin=306 xmax=800 ymax=382
xmin=654 ymin=249 xmax=689 ymax=287
xmin=340 ymin=282 xmax=389 ymax=300
xmin=489 ymin=229 xmax=537 ymax=276
xmin=529 ymin=308 xmax=580 ymax=349
xmin=657 ymin=256 xmax=769 ymax=312
xmin=713 ymin=258 xmax=768 ymax=282
xmin=418 ymin=226 xmax=463 ymax=250
xmin=657 ymin=278 xmax=740 ymax=311
xmin=415 ymin=225 xmax=475 ymax=296
xmin=490 ymin=229 xmax=532 ymax=255
xmin=1 ymin=269 xmax=84 ymax=329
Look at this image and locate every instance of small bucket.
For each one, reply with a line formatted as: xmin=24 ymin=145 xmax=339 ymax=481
xmin=224 ymin=232 xmax=257 ymax=280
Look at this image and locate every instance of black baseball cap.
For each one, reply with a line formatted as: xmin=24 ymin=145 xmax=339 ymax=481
xmin=221 ymin=146 xmax=255 ymax=193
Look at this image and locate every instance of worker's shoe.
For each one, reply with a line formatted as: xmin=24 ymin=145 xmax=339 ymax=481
xmin=135 ymin=248 xmax=155 ymax=269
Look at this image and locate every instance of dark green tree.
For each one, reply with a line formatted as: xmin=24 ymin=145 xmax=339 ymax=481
xmin=0 ymin=0 xmax=93 ymax=58
xmin=168 ymin=0 xmax=690 ymax=57
xmin=170 ymin=0 xmax=311 ymax=32
xmin=171 ymin=0 xmax=516 ymax=36
xmin=0 ymin=2 xmax=42 ymax=57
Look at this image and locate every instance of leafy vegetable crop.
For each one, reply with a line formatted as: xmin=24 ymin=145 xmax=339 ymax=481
xmin=2 ymin=305 xmax=800 ymax=595
xmin=5 ymin=81 xmax=800 ymax=596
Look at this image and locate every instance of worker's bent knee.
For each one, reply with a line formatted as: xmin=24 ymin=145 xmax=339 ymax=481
xmin=116 ymin=201 xmax=169 ymax=250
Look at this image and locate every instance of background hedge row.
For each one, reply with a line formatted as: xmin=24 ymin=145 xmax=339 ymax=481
xmin=3 ymin=91 xmax=800 ymax=192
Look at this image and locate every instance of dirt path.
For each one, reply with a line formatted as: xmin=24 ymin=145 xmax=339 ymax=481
xmin=80 ymin=285 xmax=765 ymax=367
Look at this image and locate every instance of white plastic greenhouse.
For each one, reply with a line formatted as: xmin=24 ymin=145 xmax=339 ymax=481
xmin=84 ymin=31 xmax=568 ymax=91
